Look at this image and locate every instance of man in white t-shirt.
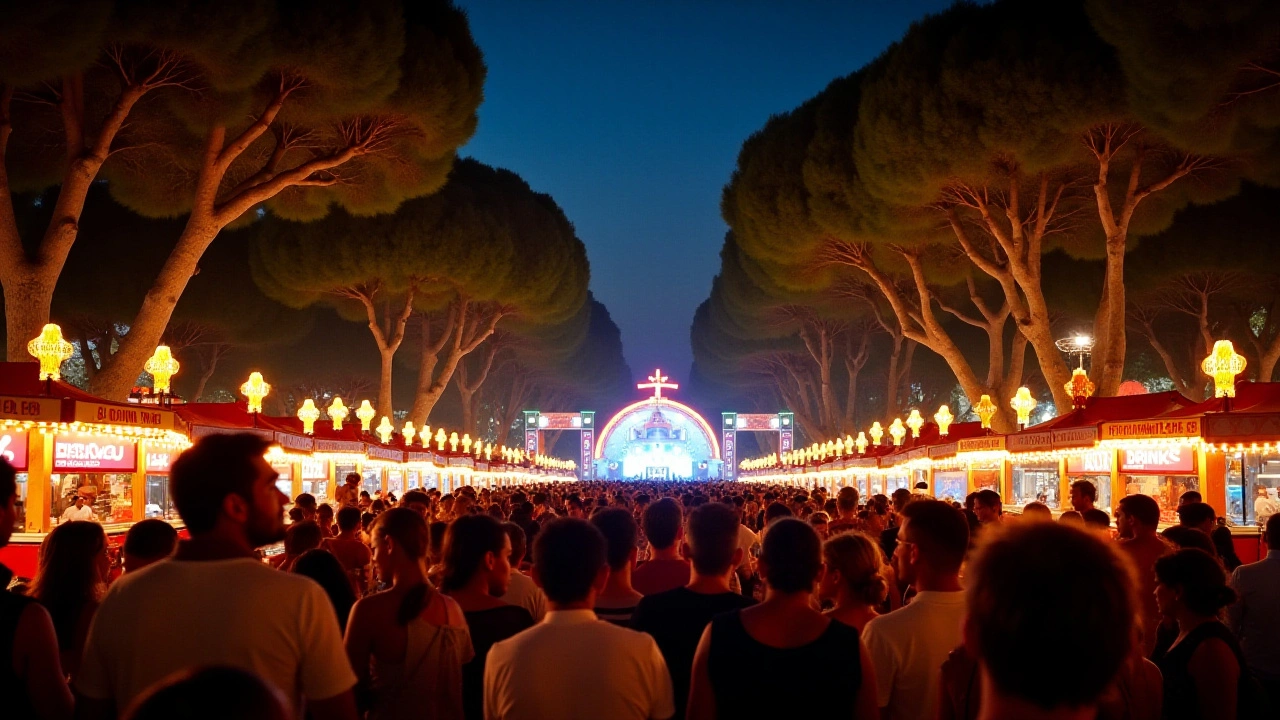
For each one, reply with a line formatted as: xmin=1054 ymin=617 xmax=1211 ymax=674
xmin=499 ymin=521 xmax=547 ymax=621
xmin=485 ymin=517 xmax=674 ymax=720
xmin=60 ymin=495 xmax=98 ymax=522
xmin=74 ymin=434 xmax=358 ymax=720
xmin=861 ymin=500 xmax=970 ymax=720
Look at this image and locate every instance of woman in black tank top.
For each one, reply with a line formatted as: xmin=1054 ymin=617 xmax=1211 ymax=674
xmin=688 ymin=518 xmax=878 ymax=719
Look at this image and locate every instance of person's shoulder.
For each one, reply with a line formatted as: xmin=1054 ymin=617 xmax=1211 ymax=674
xmin=636 ymin=586 xmax=686 ymax=611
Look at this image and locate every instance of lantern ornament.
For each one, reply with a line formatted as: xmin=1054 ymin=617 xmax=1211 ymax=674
xmin=855 ymin=432 xmax=869 ymax=454
xmin=435 ymin=428 xmax=448 ymax=451
xmin=934 ymin=405 xmax=954 ymax=437
xmin=484 ymin=443 xmax=493 ymax=461
xmin=421 ymin=426 xmax=431 ymax=448
xmin=449 ymin=432 xmax=459 ymax=452
xmin=356 ymin=400 xmax=376 ymax=432
xmin=402 ymin=421 xmax=417 ymax=445
xmin=240 ymin=372 xmax=270 ymax=414
xmin=889 ymin=418 xmax=906 ymax=446
xmin=297 ymin=399 xmax=320 ymax=434
xmin=28 ymin=323 xmax=74 ymax=381
xmin=327 ymin=397 xmax=349 ymax=431
xmin=144 ymin=345 xmax=180 ymax=394
xmin=869 ymin=422 xmax=884 ymax=446
xmin=974 ymin=395 xmax=998 ymax=430
xmin=1065 ymin=367 xmax=1095 ymax=408
xmin=835 ymin=437 xmax=845 ymax=456
xmin=375 ymin=417 xmax=394 ymax=444
xmin=462 ymin=434 xmax=473 ymax=454
xmin=906 ymin=409 xmax=924 ymax=438
xmin=1202 ymin=340 xmax=1247 ymax=399
xmin=1010 ymin=387 xmax=1037 ymax=428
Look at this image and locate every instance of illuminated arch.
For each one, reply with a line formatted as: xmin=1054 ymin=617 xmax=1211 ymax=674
xmin=594 ymin=399 xmax=721 ymax=460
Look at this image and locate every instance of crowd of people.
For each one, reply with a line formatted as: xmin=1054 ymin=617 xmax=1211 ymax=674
xmin=2 ymin=431 xmax=1278 ymax=719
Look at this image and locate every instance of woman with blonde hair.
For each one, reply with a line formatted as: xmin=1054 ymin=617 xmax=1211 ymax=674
xmin=817 ymin=531 xmax=888 ymax=632
xmin=29 ymin=520 xmax=110 ymax=676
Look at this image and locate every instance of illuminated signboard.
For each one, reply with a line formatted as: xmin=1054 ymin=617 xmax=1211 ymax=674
xmin=0 ymin=396 xmax=61 ymax=422
xmin=53 ymin=434 xmax=137 ymax=471
xmin=0 ymin=430 xmax=30 ymax=470
xmin=74 ymin=401 xmax=175 ymax=429
xmin=144 ymin=451 xmax=174 ymax=473
xmin=1119 ymin=445 xmax=1195 ymax=474
xmin=1065 ymin=450 xmax=1113 ymax=474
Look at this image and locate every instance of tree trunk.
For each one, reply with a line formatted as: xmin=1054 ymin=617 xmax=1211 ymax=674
xmin=1092 ymin=238 xmax=1128 ymax=396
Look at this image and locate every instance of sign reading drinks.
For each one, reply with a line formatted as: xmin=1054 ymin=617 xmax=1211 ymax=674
xmin=1101 ymin=418 xmax=1200 ymax=440
xmin=1120 ymin=445 xmax=1195 ymax=474
xmin=0 ymin=430 xmax=30 ymax=470
xmin=74 ymin=401 xmax=175 ymax=430
xmin=53 ymin=434 xmax=137 ymax=471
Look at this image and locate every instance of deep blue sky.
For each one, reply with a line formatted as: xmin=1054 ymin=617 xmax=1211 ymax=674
xmin=458 ymin=0 xmax=954 ymax=387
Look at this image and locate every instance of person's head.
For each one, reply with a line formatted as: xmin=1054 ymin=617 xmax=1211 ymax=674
xmin=819 ymin=531 xmax=888 ymax=606
xmin=371 ymin=507 xmax=429 ymax=580
xmin=1115 ymin=494 xmax=1160 ymax=538
xmin=1266 ymin=513 xmax=1280 ymax=550
xmin=964 ymin=491 xmax=979 ymax=512
xmin=641 ymin=497 xmax=683 ymax=551
xmin=1068 ymin=480 xmax=1097 ymax=512
xmin=1021 ymin=502 xmax=1052 ymax=521
xmin=283 ymin=520 xmax=323 ymax=558
xmin=891 ymin=488 xmax=912 ymax=514
xmin=591 ymin=507 xmax=638 ymax=572
xmin=316 ymin=503 xmax=334 ymax=526
xmin=427 ymin=521 xmax=448 ymax=564
xmin=1081 ymin=508 xmax=1111 ymax=534
xmin=1178 ymin=490 xmax=1202 ymax=506
xmin=809 ymin=511 xmax=829 ymax=538
xmin=370 ymin=499 xmax=387 ymax=515
xmin=502 ymin=521 xmax=528 ymax=566
xmin=1154 ymin=548 xmax=1236 ymax=620
xmin=1160 ymin=525 xmax=1216 ymax=555
xmin=123 ymin=518 xmax=178 ymax=573
xmin=345 ymin=472 xmax=360 ymax=486
xmin=758 ymin=517 xmax=822 ymax=594
xmin=401 ymin=489 xmax=431 ymax=517
xmin=335 ymin=506 xmax=362 ymax=534
xmin=764 ymin=501 xmax=793 ymax=526
xmin=290 ymin=549 xmax=357 ymax=633
xmin=836 ymin=486 xmax=859 ymax=516
xmin=293 ymin=493 xmax=317 ymax=521
xmin=532 ymin=517 xmax=608 ymax=606
xmin=965 ymin=522 xmax=1136 ymax=712
xmin=442 ymin=514 xmax=512 ymax=596
xmin=31 ymin=520 xmax=110 ymax=646
xmin=123 ymin=666 xmax=290 ymax=720
xmin=684 ymin=502 xmax=744 ymax=577
xmin=894 ymin=500 xmax=970 ymax=586
xmin=1058 ymin=510 xmax=1083 ymax=526
xmin=1175 ymin=502 xmax=1216 ymax=535
xmin=171 ymin=434 xmax=284 ymax=546
xmin=974 ymin=489 xmax=1002 ymax=524
xmin=0 ymin=458 xmax=16 ymax=547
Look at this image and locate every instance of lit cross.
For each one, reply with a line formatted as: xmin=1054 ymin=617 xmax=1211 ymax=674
xmin=638 ymin=369 xmax=679 ymax=401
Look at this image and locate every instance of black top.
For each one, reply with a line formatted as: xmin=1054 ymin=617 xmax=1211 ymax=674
xmin=707 ymin=609 xmax=862 ymax=719
xmin=632 ymin=588 xmax=755 ymax=719
xmin=1152 ymin=620 xmax=1242 ymax=720
xmin=461 ymin=605 xmax=535 ymax=720
xmin=1 ymin=563 xmax=38 ymax=719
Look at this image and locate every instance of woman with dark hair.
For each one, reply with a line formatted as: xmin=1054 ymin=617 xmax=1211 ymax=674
xmin=1152 ymin=548 xmax=1244 ymax=720
xmin=441 ymin=515 xmax=533 ymax=720
xmin=687 ymin=517 xmax=878 ymax=719
xmin=291 ymin=549 xmax=358 ymax=634
xmin=29 ymin=520 xmax=109 ymax=676
xmin=344 ymin=508 xmax=472 ymax=720
xmin=818 ymin=531 xmax=888 ymax=632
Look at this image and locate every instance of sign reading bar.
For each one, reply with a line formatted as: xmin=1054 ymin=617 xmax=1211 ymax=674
xmin=53 ymin=434 xmax=137 ymax=471
xmin=1120 ymin=445 xmax=1195 ymax=474
xmin=1066 ymin=450 xmax=1113 ymax=474
xmin=0 ymin=396 xmax=61 ymax=422
xmin=958 ymin=436 xmax=1006 ymax=453
xmin=144 ymin=451 xmax=174 ymax=473
xmin=0 ymin=430 xmax=30 ymax=470
xmin=74 ymin=401 xmax=174 ymax=430
xmin=1101 ymin=418 xmax=1200 ymax=440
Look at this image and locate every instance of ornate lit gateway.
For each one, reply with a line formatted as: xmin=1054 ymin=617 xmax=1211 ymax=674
xmin=594 ymin=369 xmax=722 ymax=480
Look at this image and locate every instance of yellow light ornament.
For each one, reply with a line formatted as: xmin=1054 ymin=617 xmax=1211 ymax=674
xmin=870 ymin=422 xmax=884 ymax=446
xmin=376 ymin=416 xmax=394 ymax=444
xmin=462 ymin=434 xmax=473 ymax=454
xmin=402 ymin=421 xmax=416 ymax=445
xmin=296 ymin=399 xmax=320 ymax=435
xmin=974 ymin=395 xmax=998 ymax=430
xmin=934 ymin=405 xmax=954 ymax=437
xmin=27 ymin=323 xmax=74 ymax=381
xmin=906 ymin=409 xmax=924 ymax=438
xmin=144 ymin=345 xmax=180 ymax=394
xmin=240 ymin=372 xmax=270 ymax=414
xmin=449 ymin=432 xmax=459 ymax=452
xmin=1010 ymin=387 xmax=1037 ymax=428
xmin=889 ymin=418 xmax=906 ymax=446
xmin=855 ymin=432 xmax=869 ymax=454
xmin=356 ymin=400 xmax=376 ymax=432
xmin=1202 ymin=340 xmax=1247 ymax=398
xmin=835 ymin=437 xmax=845 ymax=456
xmin=436 ymin=428 xmax=448 ymax=451
xmin=327 ymin=397 xmax=349 ymax=431
xmin=484 ymin=443 xmax=493 ymax=461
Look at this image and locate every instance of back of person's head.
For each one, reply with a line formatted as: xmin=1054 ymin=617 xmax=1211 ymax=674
xmin=1154 ymin=548 xmax=1236 ymax=617
xmin=1069 ymin=480 xmax=1098 ymax=502
xmin=823 ymin=531 xmax=888 ymax=605
xmin=966 ymin=522 xmax=1135 ymax=710
xmin=283 ymin=520 xmax=323 ymax=557
xmin=1160 ymin=525 xmax=1216 ymax=556
xmin=533 ymin=517 xmax=606 ymax=604
xmin=1267 ymin=513 xmax=1280 ymax=549
xmin=442 ymin=514 xmax=507 ymax=592
xmin=1058 ymin=510 xmax=1083 ymax=525
xmin=891 ymin=488 xmax=912 ymax=511
xmin=372 ymin=507 xmax=430 ymax=559
xmin=316 ymin=502 xmax=333 ymax=520
xmin=685 ymin=502 xmax=741 ymax=576
xmin=123 ymin=665 xmax=290 ymax=720
xmin=401 ymin=489 xmax=431 ymax=510
xmin=427 ymin=520 xmax=449 ymax=559
xmin=1082 ymin=508 xmax=1111 ymax=530
xmin=502 ymin=521 xmax=528 ymax=565
xmin=290 ymin=549 xmax=356 ymax=632
xmin=590 ymin=507 xmax=637 ymax=571
xmin=764 ymin=501 xmax=793 ymax=525
xmin=1021 ymin=502 xmax=1052 ymax=521
xmin=836 ymin=486 xmax=860 ymax=513
xmin=293 ymin=493 xmax=316 ymax=511
xmin=31 ymin=520 xmax=107 ymax=648
xmin=171 ymin=434 xmax=274 ymax=533
xmin=1176 ymin=502 xmax=1216 ymax=528
xmin=124 ymin=519 xmax=178 ymax=563
xmin=335 ymin=506 xmax=361 ymax=533
xmin=345 ymin=472 xmax=361 ymax=484
xmin=760 ymin=517 xmax=822 ymax=593
xmin=1179 ymin=490 xmax=1203 ymax=505
xmin=642 ymin=497 xmax=682 ymax=551
xmin=1117 ymin=494 xmax=1161 ymax=528
xmin=900 ymin=500 xmax=970 ymax=574
xmin=975 ymin=489 xmax=1002 ymax=510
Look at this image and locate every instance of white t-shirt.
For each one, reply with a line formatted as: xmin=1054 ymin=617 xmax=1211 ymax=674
xmin=500 ymin=570 xmax=547 ymax=622
xmin=736 ymin=524 xmax=758 ymax=570
xmin=60 ymin=504 xmax=98 ymax=522
xmin=75 ymin=557 xmax=356 ymax=716
xmin=484 ymin=609 xmax=674 ymax=720
xmin=860 ymin=590 xmax=967 ymax=720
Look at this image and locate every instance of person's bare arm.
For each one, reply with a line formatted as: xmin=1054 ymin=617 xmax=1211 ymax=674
xmin=308 ymin=690 xmax=359 ymax=720
xmin=17 ymin=603 xmax=74 ymax=720
xmin=685 ymin=625 xmax=716 ymax=720
xmin=1187 ymin=639 xmax=1239 ymax=720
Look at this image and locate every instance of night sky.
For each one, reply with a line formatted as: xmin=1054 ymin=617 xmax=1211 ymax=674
xmin=458 ymin=0 xmax=955 ymax=385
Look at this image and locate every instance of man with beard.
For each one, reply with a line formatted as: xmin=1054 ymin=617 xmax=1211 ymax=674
xmin=74 ymin=434 xmax=358 ymax=720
